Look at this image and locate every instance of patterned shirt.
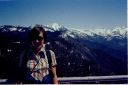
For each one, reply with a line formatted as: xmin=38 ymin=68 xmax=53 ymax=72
xmin=19 ymin=46 xmax=57 ymax=82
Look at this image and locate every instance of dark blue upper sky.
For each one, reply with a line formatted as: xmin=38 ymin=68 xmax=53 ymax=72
xmin=0 ymin=0 xmax=127 ymax=29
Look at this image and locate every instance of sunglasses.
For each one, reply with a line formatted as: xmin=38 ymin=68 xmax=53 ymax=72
xmin=32 ymin=36 xmax=44 ymax=41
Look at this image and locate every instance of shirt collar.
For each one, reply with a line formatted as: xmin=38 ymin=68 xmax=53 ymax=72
xmin=40 ymin=44 xmax=46 ymax=52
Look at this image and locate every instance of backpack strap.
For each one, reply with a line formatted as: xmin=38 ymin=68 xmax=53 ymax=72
xmin=46 ymin=50 xmax=52 ymax=68
xmin=45 ymin=50 xmax=53 ymax=81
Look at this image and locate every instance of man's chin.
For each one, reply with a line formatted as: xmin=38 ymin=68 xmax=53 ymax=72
xmin=36 ymin=46 xmax=43 ymax=51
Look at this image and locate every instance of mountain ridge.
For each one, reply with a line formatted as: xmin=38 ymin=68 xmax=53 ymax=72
xmin=0 ymin=24 xmax=127 ymax=77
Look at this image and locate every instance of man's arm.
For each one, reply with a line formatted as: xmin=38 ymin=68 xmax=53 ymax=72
xmin=51 ymin=66 xmax=58 ymax=84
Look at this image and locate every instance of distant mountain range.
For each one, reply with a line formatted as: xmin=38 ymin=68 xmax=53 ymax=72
xmin=0 ymin=23 xmax=127 ymax=77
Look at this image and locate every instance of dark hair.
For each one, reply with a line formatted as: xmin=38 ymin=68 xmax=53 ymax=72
xmin=29 ymin=25 xmax=46 ymax=42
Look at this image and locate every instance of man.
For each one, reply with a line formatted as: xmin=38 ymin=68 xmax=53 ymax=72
xmin=17 ymin=25 xmax=58 ymax=84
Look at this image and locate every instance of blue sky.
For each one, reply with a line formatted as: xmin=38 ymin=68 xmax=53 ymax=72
xmin=0 ymin=0 xmax=126 ymax=29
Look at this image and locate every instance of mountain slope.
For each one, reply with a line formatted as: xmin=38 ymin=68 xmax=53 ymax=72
xmin=0 ymin=24 xmax=127 ymax=77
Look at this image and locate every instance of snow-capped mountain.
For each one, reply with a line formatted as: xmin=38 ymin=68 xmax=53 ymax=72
xmin=0 ymin=24 xmax=127 ymax=77
xmin=62 ymin=27 xmax=127 ymax=39
xmin=46 ymin=23 xmax=67 ymax=32
xmin=48 ymin=23 xmax=63 ymax=30
xmin=89 ymin=27 xmax=127 ymax=38
xmin=0 ymin=24 xmax=127 ymax=40
xmin=0 ymin=25 xmax=30 ymax=32
xmin=44 ymin=23 xmax=127 ymax=41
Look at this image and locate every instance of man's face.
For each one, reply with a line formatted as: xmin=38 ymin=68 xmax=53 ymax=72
xmin=31 ymin=32 xmax=44 ymax=51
